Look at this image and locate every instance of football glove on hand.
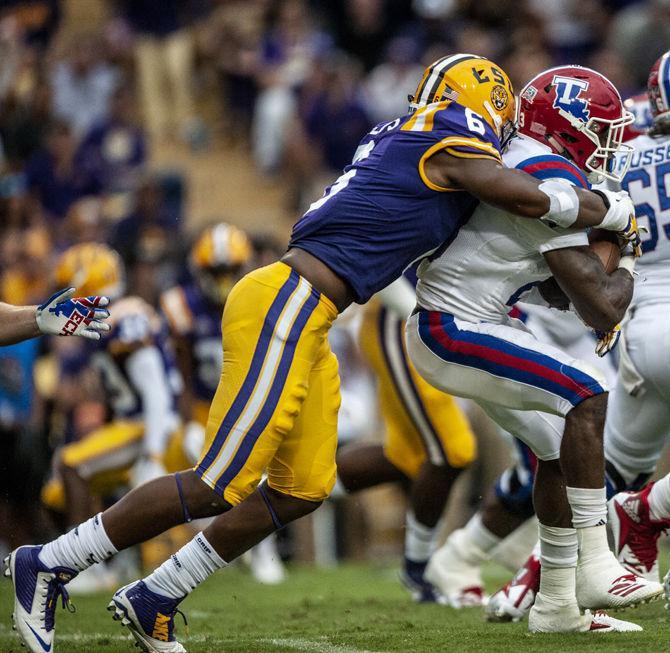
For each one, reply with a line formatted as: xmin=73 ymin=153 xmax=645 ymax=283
xmin=618 ymin=214 xmax=643 ymax=258
xmin=595 ymin=324 xmax=621 ymax=357
xmin=35 ymin=287 xmax=111 ymax=340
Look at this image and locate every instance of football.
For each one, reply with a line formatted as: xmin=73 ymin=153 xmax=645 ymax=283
xmin=589 ymin=228 xmax=621 ymax=273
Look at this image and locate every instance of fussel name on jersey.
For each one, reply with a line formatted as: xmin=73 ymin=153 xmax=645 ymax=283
xmin=626 ymin=141 xmax=670 ymax=170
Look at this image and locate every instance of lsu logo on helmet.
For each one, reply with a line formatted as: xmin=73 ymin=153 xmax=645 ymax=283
xmin=552 ymin=75 xmax=590 ymax=122
xmin=490 ymin=85 xmax=509 ymax=111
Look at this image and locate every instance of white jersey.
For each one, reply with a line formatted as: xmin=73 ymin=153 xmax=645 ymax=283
xmin=620 ymin=132 xmax=670 ymax=306
xmin=415 ymin=135 xmax=589 ymax=324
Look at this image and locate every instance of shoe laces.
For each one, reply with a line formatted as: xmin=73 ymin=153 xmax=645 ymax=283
xmin=162 ymin=607 xmax=188 ymax=638
xmin=176 ymin=609 xmax=189 ymax=636
xmin=41 ymin=575 xmax=76 ymax=631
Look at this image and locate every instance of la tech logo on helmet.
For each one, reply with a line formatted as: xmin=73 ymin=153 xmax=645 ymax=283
xmin=552 ymin=75 xmax=590 ymax=122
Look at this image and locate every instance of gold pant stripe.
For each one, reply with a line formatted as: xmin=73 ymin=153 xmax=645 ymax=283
xmin=201 ymin=274 xmax=316 ymax=484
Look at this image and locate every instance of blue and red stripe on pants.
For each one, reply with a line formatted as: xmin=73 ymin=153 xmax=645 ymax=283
xmin=417 ymin=311 xmax=604 ymax=407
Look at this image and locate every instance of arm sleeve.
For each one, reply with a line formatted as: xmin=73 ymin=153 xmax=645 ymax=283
xmin=374 ymin=276 xmax=416 ymax=319
xmin=125 ymin=345 xmax=173 ymax=458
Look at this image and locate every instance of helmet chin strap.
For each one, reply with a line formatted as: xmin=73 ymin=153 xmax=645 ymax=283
xmin=483 ymin=100 xmax=503 ymax=136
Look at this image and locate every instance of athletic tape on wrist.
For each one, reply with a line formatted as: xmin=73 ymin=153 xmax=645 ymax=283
xmin=538 ymin=180 xmax=580 ymax=228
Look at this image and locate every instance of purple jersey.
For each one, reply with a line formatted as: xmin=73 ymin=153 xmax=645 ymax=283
xmin=160 ymin=282 xmax=222 ymax=402
xmin=289 ymin=101 xmax=502 ymax=303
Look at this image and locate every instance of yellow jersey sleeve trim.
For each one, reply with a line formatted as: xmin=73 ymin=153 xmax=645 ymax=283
xmin=418 ymin=136 xmax=502 ymax=192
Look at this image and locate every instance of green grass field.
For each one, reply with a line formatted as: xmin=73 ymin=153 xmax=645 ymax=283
xmin=1 ymin=563 xmax=668 ymax=653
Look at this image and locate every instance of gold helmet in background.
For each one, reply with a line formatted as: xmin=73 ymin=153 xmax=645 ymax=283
xmin=190 ymin=222 xmax=252 ymax=304
xmin=55 ymin=242 xmax=125 ymax=300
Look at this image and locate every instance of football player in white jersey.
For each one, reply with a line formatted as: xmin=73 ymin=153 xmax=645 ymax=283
xmin=482 ymin=58 xmax=670 ymax=615
xmin=406 ymin=66 xmax=661 ymax=633
xmin=603 ymin=51 xmax=670 ymax=585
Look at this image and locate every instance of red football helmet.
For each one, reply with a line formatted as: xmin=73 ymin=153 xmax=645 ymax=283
xmin=647 ymin=51 xmax=670 ymax=121
xmin=518 ymin=66 xmax=633 ymax=182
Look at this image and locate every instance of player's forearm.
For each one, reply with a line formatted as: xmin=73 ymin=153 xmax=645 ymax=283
xmin=481 ymin=171 xmax=609 ymax=226
xmin=572 ymin=188 xmax=610 ymax=228
xmin=568 ymin=271 xmax=633 ymax=332
xmin=0 ymin=303 xmax=40 ymax=345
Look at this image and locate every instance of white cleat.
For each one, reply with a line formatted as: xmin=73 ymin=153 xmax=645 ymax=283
xmin=4 ymin=545 xmax=77 ymax=653
xmin=530 ymin=595 xmax=644 ymax=633
xmin=425 ymin=531 xmax=487 ymax=608
xmin=587 ymin=611 xmax=643 ymax=632
xmin=108 ymin=580 xmax=187 ymax=653
xmin=576 ymin=552 xmax=664 ymax=610
xmin=485 ymin=552 xmax=540 ymax=622
xmin=529 ymin=594 xmax=591 ymax=633
xmin=250 ymin=537 xmax=286 ymax=585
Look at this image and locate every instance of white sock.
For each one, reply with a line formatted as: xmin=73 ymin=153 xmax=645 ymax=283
xmin=566 ymin=486 xmax=607 ymax=528
xmin=405 ymin=511 xmax=440 ymax=563
xmin=539 ymin=567 xmax=576 ymax=605
xmin=576 ymin=525 xmax=611 ymax=565
xmin=538 ymin=524 xmax=578 ymax=568
xmin=538 ymin=524 xmax=578 ymax=605
xmin=144 ymin=532 xmax=227 ymax=600
xmin=39 ymin=513 xmax=117 ymax=572
xmin=649 ymin=476 xmax=670 ymax=521
xmin=462 ymin=513 xmax=500 ymax=560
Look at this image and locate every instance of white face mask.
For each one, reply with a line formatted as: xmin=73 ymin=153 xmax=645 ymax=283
xmin=557 ymin=108 xmax=635 ymax=183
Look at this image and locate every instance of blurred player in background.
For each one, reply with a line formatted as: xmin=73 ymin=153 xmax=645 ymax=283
xmin=338 ymin=273 xmax=476 ymax=603
xmin=5 ymin=55 xmax=641 ymax=653
xmin=161 ymin=223 xmax=286 ymax=585
xmin=41 ymin=243 xmax=183 ymax=589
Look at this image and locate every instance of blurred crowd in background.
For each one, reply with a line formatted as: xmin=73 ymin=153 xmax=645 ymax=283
xmin=1 ymin=0 xmax=669 ymax=569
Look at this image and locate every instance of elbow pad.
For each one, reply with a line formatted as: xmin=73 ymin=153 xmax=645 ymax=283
xmin=538 ymin=180 xmax=579 ymax=228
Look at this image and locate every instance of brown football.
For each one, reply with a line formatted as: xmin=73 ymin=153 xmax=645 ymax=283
xmin=588 ymin=228 xmax=620 ymax=273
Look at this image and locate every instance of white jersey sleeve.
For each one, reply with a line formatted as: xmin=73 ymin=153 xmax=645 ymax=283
xmin=415 ymin=135 xmax=589 ymax=323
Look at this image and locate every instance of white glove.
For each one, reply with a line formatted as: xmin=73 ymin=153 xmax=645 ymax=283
xmin=594 ymin=189 xmax=635 ymax=232
xmin=35 ymin=288 xmax=111 ymax=340
xmin=130 ymin=456 xmax=168 ymax=488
